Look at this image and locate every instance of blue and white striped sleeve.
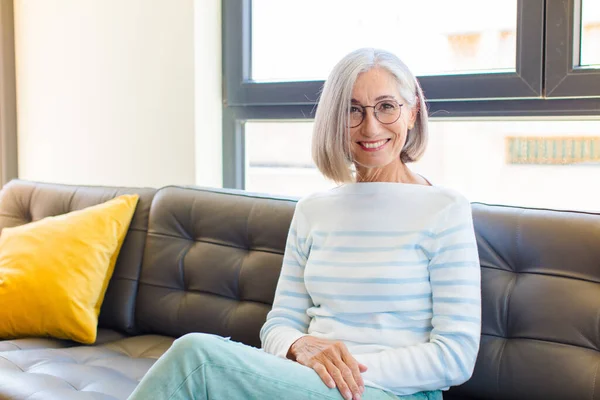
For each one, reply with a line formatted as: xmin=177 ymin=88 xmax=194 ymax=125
xmin=260 ymin=204 xmax=313 ymax=358
xmin=354 ymin=196 xmax=481 ymax=394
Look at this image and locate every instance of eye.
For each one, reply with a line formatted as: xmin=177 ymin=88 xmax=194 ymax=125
xmin=350 ymin=106 xmax=363 ymax=114
xmin=378 ymin=101 xmax=398 ymax=111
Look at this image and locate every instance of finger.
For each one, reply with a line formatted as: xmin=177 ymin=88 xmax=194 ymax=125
xmin=342 ymin=351 xmax=365 ymax=388
xmin=359 ymin=363 xmax=368 ymax=373
xmin=341 ymin=351 xmax=365 ymax=391
xmin=312 ymin=362 xmax=335 ymax=389
xmin=326 ymin=360 xmax=353 ymax=400
xmin=334 ymin=358 xmax=361 ymax=400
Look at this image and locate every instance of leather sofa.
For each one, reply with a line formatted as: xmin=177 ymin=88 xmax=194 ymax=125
xmin=0 ymin=179 xmax=598 ymax=400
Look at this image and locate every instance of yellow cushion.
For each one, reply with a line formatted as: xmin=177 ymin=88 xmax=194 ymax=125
xmin=0 ymin=194 xmax=139 ymax=344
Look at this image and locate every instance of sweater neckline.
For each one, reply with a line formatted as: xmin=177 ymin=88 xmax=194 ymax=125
xmin=334 ymin=181 xmax=435 ymax=194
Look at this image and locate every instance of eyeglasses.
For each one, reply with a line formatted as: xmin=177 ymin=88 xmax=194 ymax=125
xmin=348 ymin=100 xmax=403 ymax=128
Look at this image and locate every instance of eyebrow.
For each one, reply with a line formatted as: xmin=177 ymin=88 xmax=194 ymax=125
xmin=351 ymin=95 xmax=397 ymax=104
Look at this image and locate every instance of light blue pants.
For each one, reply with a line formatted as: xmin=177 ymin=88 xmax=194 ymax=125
xmin=128 ymin=333 xmax=443 ymax=400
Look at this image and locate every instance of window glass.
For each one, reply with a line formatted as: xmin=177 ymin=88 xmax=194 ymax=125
xmin=245 ymin=120 xmax=600 ymax=212
xmin=580 ymin=0 xmax=600 ymax=67
xmin=245 ymin=122 xmax=336 ymax=195
xmin=251 ymin=0 xmax=517 ymax=81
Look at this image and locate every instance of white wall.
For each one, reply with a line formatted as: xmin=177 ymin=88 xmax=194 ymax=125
xmin=194 ymin=0 xmax=222 ymax=188
xmin=13 ymin=0 xmax=222 ymax=188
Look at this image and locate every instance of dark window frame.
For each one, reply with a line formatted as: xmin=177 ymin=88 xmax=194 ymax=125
xmin=545 ymin=0 xmax=600 ymax=97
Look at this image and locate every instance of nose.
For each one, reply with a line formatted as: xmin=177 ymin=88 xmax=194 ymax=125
xmin=360 ymin=108 xmax=380 ymax=137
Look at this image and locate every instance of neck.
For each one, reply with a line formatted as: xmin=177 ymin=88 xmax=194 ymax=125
xmin=355 ymin=159 xmax=412 ymax=183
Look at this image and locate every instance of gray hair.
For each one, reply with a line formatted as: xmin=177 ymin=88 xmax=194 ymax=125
xmin=312 ymin=48 xmax=429 ymax=183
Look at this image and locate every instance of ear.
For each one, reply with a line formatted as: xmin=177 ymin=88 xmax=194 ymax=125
xmin=408 ymin=97 xmax=420 ymax=129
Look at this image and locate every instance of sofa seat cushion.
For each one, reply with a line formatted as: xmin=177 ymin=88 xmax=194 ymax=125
xmin=0 ymin=329 xmax=128 ymax=352
xmin=0 ymin=335 xmax=174 ymax=400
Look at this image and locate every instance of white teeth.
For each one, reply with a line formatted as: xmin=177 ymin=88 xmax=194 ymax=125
xmin=361 ymin=140 xmax=387 ymax=149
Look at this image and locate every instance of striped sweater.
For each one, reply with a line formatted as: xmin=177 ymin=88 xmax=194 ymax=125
xmin=259 ymin=182 xmax=481 ymax=396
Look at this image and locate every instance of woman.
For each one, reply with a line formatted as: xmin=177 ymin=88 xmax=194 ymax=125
xmin=129 ymin=48 xmax=481 ymax=400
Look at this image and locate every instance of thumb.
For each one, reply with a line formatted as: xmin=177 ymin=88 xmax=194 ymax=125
xmin=359 ymin=363 xmax=368 ymax=372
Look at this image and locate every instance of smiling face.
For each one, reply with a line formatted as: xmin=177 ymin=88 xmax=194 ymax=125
xmin=349 ymin=67 xmax=417 ymax=178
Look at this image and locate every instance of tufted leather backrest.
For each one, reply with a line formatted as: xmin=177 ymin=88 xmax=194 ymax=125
xmin=0 ymin=180 xmax=156 ymax=335
xmin=447 ymin=203 xmax=600 ymax=400
xmin=135 ymin=186 xmax=296 ymax=347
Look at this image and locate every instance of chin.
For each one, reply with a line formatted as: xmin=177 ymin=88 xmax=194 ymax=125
xmin=355 ymin=157 xmax=396 ymax=169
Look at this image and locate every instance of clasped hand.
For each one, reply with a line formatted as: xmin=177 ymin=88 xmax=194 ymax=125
xmin=288 ymin=336 xmax=367 ymax=400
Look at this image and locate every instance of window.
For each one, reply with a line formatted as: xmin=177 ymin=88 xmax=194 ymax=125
xmin=244 ymin=120 xmax=600 ymax=212
xmin=224 ymin=0 xmax=544 ymax=105
xmin=223 ymin=0 xmax=600 ymax=212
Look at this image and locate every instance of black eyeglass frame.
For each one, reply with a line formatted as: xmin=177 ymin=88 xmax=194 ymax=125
xmin=348 ymin=100 xmax=404 ymax=128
